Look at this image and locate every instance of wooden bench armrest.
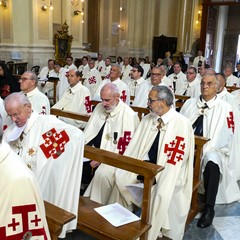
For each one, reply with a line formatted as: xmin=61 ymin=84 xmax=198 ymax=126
xmin=50 ymin=108 xmax=90 ymax=122
xmin=84 ymin=145 xmax=163 ymax=178
xmin=44 ymin=201 xmax=76 ymax=240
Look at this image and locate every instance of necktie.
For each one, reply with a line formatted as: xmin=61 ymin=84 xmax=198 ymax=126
xmin=134 ymin=81 xmax=137 ymax=96
xmin=192 ymin=103 xmax=208 ymax=136
xmin=147 ymin=118 xmax=163 ymax=164
xmin=183 ymin=84 xmax=189 ymax=96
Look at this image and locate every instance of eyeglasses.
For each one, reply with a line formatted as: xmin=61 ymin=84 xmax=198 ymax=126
xmin=147 ymin=98 xmax=162 ymax=103
xmin=151 ymin=73 xmax=161 ymax=77
xmin=186 ymin=72 xmax=195 ymax=75
xmin=19 ymin=77 xmax=32 ymax=82
xmin=200 ymin=81 xmax=215 ymax=87
xmin=8 ymin=104 xmax=27 ymax=119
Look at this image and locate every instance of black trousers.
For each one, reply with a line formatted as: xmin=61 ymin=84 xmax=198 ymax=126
xmin=203 ymin=161 xmax=220 ymax=207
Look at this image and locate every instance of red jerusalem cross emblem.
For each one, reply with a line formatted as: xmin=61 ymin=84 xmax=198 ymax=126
xmin=0 ymin=204 xmax=47 ymax=239
xmin=117 ymin=131 xmax=131 ymax=155
xmin=84 ymin=96 xmax=92 ymax=113
xmin=120 ymin=90 xmax=127 ymax=103
xmin=40 ymin=128 xmax=69 ymax=159
xmin=227 ymin=111 xmax=235 ymax=133
xmin=164 ymin=136 xmax=185 ymax=165
xmin=88 ymin=76 xmax=96 ymax=84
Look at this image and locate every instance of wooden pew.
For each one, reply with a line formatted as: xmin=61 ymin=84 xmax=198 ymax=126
xmin=175 ymin=94 xmax=190 ymax=109
xmin=44 ymin=201 xmax=76 ymax=240
xmin=78 ymin=145 xmax=164 ymax=240
xmin=50 ymin=106 xmax=209 ymax=235
xmin=226 ymin=85 xmax=240 ymax=93
xmin=50 ymin=108 xmax=90 ymax=122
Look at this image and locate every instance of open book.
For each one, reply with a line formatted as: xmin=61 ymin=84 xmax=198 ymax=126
xmin=94 ymin=202 xmax=140 ymax=227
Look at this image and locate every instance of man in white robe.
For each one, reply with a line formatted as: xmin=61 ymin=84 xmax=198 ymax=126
xmin=180 ymin=74 xmax=240 ymax=229
xmin=64 ymin=56 xmax=77 ymax=71
xmin=193 ymin=50 xmax=206 ymax=70
xmin=83 ymin=83 xmax=139 ymax=204
xmin=93 ymin=65 xmax=130 ymax=105
xmin=168 ymin=62 xmax=188 ymax=94
xmin=52 ymin=69 xmax=92 ymax=129
xmin=54 ymin=63 xmax=69 ymax=100
xmin=0 ymin=118 xmax=50 ymax=239
xmin=95 ymin=53 xmax=106 ymax=75
xmin=224 ymin=67 xmax=240 ymax=87
xmin=83 ymin=59 xmax=102 ymax=98
xmin=3 ymin=92 xmax=84 ymax=238
xmin=127 ymin=65 xmax=149 ymax=107
xmin=38 ymin=59 xmax=58 ymax=98
xmin=109 ymin=85 xmax=195 ymax=240
xmin=20 ymin=71 xmax=50 ymax=114
xmin=121 ymin=57 xmax=133 ymax=82
xmin=184 ymin=66 xmax=201 ymax=98
xmin=101 ymin=57 xmax=112 ymax=78
xmin=216 ymin=73 xmax=240 ymax=181
xmin=78 ymin=56 xmax=90 ymax=78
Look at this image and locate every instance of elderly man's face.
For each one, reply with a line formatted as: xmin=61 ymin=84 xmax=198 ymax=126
xmin=201 ymin=75 xmax=217 ymax=100
xmin=109 ymin=66 xmax=120 ymax=80
xmin=100 ymin=88 xmax=119 ymax=113
xmin=147 ymin=90 xmax=164 ymax=117
xmin=6 ymin=102 xmax=31 ymax=127
xmin=67 ymin=70 xmax=79 ymax=87
xmin=150 ymin=68 xmax=162 ymax=86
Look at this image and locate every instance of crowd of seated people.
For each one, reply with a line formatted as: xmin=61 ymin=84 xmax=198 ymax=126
xmin=1 ymin=52 xmax=240 ymax=240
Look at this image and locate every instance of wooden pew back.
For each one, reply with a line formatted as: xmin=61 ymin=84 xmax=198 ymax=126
xmin=78 ymin=146 xmax=163 ymax=240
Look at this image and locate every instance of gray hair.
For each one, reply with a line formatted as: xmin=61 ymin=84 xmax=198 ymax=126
xmin=159 ymin=65 xmax=168 ymax=75
xmin=101 ymin=82 xmax=119 ymax=95
xmin=152 ymin=85 xmax=174 ymax=106
xmin=24 ymin=71 xmax=38 ymax=85
xmin=4 ymin=92 xmax=31 ymax=109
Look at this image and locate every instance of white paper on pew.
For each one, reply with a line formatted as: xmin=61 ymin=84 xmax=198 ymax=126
xmin=94 ymin=202 xmax=140 ymax=227
xmin=83 ymin=157 xmax=91 ymax=162
xmin=125 ymin=183 xmax=144 ymax=204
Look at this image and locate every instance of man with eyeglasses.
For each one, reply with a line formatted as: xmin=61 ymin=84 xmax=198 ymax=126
xmin=127 ymin=65 xmax=149 ymax=107
xmin=147 ymin=67 xmax=168 ymax=90
xmin=180 ymin=74 xmax=240 ymax=229
xmin=20 ymin=71 xmax=50 ymax=114
xmin=3 ymin=92 xmax=84 ymax=238
xmin=109 ymin=85 xmax=194 ymax=240
xmin=184 ymin=66 xmax=201 ymax=98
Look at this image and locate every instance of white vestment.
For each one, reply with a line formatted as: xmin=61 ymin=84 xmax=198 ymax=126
xmin=78 ymin=64 xmax=90 ymax=78
xmin=226 ymin=74 xmax=240 ymax=87
xmin=231 ymin=89 xmax=240 ymax=110
xmin=168 ymin=71 xmax=188 ymax=94
xmin=218 ymin=88 xmax=240 ymax=180
xmin=93 ymin=78 xmax=130 ymax=105
xmin=83 ymin=67 xmax=102 ymax=97
xmin=193 ymin=56 xmax=205 ymax=69
xmin=184 ymin=78 xmax=201 ymax=98
xmin=25 ymin=87 xmax=50 ymax=115
xmin=180 ymin=96 xmax=240 ymax=204
xmin=56 ymin=67 xmax=69 ymax=100
xmin=110 ymin=108 xmax=195 ymax=240
xmin=0 ymin=141 xmax=51 ymax=240
xmin=127 ymin=77 xmax=149 ymax=107
xmin=84 ymin=100 xmax=139 ymax=204
xmin=95 ymin=60 xmax=106 ymax=74
xmin=3 ymin=112 xmax=84 ymax=238
xmin=162 ymin=75 xmax=174 ymax=90
xmin=64 ymin=63 xmax=77 ymax=71
xmin=52 ymin=82 xmax=91 ymax=129
xmin=38 ymin=67 xmax=58 ymax=96
xmin=101 ymin=65 xmax=111 ymax=78
xmin=121 ymin=64 xmax=133 ymax=82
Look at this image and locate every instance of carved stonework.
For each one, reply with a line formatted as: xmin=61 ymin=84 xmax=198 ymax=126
xmin=53 ymin=21 xmax=73 ymax=66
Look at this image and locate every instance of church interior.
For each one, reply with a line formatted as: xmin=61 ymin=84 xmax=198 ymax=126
xmin=1 ymin=1 xmax=240 ymax=240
